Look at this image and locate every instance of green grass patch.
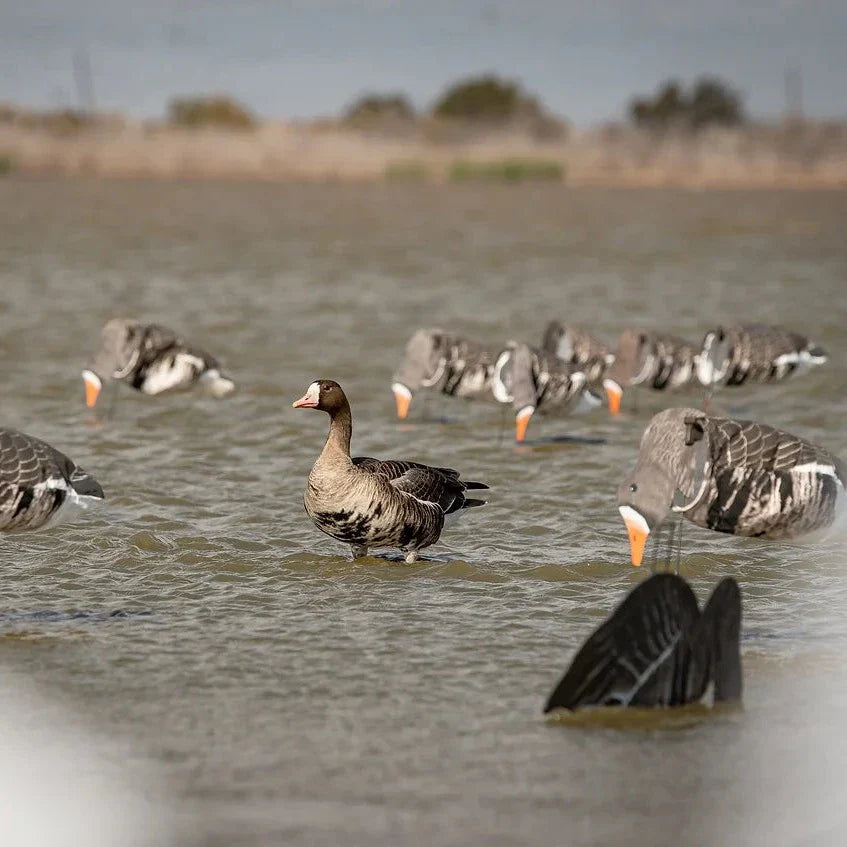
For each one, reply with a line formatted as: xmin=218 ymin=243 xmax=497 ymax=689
xmin=384 ymin=160 xmax=431 ymax=181
xmin=449 ymin=158 xmax=564 ymax=183
xmin=0 ymin=154 xmax=14 ymax=175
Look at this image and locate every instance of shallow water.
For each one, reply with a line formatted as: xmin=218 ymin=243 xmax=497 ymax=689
xmin=1 ymin=179 xmax=847 ymax=845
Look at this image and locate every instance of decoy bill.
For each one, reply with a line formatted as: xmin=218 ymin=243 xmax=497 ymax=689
xmin=294 ymin=380 xmax=488 ymax=562
xmin=391 ymin=328 xmax=497 ymax=420
xmin=82 ymin=319 xmax=235 ymax=407
xmin=0 ymin=428 xmax=104 ymax=534
xmin=697 ymin=323 xmax=827 ymax=391
xmin=544 ymin=573 xmax=742 ymax=712
xmin=618 ymin=407 xmax=845 ymax=566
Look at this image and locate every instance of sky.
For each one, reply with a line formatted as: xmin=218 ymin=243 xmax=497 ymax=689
xmin=1 ymin=0 xmax=845 ymax=126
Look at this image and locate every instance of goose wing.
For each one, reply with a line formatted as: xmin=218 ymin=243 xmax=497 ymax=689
xmin=544 ymin=574 xmax=703 ymax=712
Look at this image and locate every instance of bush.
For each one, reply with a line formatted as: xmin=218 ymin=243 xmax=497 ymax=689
xmin=345 ymin=93 xmax=415 ymax=124
xmin=168 ymin=95 xmax=256 ymax=130
xmin=0 ymin=154 xmax=13 ymax=175
xmin=630 ymin=77 xmax=744 ymax=132
xmin=449 ymin=158 xmax=564 ymax=183
xmin=432 ymin=74 xmax=548 ymax=126
xmin=384 ymin=160 xmax=430 ymax=181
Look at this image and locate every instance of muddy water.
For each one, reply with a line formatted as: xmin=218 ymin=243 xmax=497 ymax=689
xmin=1 ymin=179 xmax=847 ymax=845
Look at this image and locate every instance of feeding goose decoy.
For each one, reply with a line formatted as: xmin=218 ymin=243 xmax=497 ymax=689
xmin=697 ymin=323 xmax=827 ymax=391
xmin=544 ymin=573 xmax=742 ymax=712
xmin=391 ymin=328 xmax=497 ymax=420
xmin=618 ymin=407 xmax=845 ymax=566
xmin=0 ymin=428 xmax=104 ymax=535
xmin=605 ymin=328 xmax=700 ymax=415
xmin=541 ymin=322 xmax=621 ymax=413
xmin=293 ymin=380 xmax=488 ymax=562
xmin=82 ymin=319 xmax=235 ymax=408
xmin=492 ymin=342 xmax=601 ymax=442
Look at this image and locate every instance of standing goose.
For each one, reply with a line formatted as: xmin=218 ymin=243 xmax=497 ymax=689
xmin=82 ymin=319 xmax=235 ymax=408
xmin=541 ymin=322 xmax=621 ymax=414
xmin=294 ymin=380 xmax=488 ymax=562
xmin=618 ymin=407 xmax=845 ymax=566
xmin=605 ymin=328 xmax=700 ymax=415
xmin=697 ymin=323 xmax=827 ymax=390
xmin=0 ymin=428 xmax=104 ymax=534
xmin=544 ymin=573 xmax=742 ymax=712
xmin=391 ymin=328 xmax=497 ymax=420
xmin=492 ymin=342 xmax=601 ymax=442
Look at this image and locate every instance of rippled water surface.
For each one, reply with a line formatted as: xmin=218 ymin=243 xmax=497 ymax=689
xmin=2 ymin=179 xmax=847 ymax=845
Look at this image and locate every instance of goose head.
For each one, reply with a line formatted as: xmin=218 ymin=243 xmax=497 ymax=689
xmin=293 ymin=380 xmax=348 ymax=415
xmin=82 ymin=318 xmax=142 ymax=407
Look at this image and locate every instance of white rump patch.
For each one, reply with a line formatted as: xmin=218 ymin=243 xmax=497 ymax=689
xmin=35 ymin=477 xmax=103 ymax=530
xmin=391 ymin=382 xmax=412 ymax=401
xmin=200 ymin=369 xmax=235 ymax=397
xmin=619 ymin=505 xmax=650 ymax=536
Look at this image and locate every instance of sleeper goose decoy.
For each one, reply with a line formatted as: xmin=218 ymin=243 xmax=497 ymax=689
xmin=82 ymin=319 xmax=235 ymax=408
xmin=697 ymin=323 xmax=827 ymax=390
xmin=391 ymin=328 xmax=497 ymax=419
xmin=544 ymin=573 xmax=742 ymax=712
xmin=605 ymin=328 xmax=700 ymax=415
xmin=618 ymin=407 xmax=846 ymax=566
xmin=541 ymin=322 xmax=621 ymax=414
xmin=492 ymin=342 xmax=601 ymax=442
xmin=0 ymin=428 xmax=104 ymax=534
xmin=294 ymin=380 xmax=488 ymax=563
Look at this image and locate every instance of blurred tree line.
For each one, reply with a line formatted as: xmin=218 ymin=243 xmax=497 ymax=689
xmin=629 ymin=78 xmax=744 ymax=131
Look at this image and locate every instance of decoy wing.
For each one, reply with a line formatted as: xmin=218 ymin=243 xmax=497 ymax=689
xmin=697 ymin=577 xmax=743 ymax=702
xmin=544 ymin=574 xmax=702 ymax=712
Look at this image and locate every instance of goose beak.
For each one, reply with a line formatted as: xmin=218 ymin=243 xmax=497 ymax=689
xmin=82 ymin=370 xmax=102 ymax=408
xmin=391 ymin=383 xmax=412 ymax=420
xmin=619 ymin=506 xmax=650 ymax=567
xmin=604 ymin=379 xmax=622 ymax=416
xmin=292 ymin=394 xmax=317 ymax=409
xmin=515 ymin=406 xmax=534 ymax=443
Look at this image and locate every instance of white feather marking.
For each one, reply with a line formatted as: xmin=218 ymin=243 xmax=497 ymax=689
xmin=390 ymin=382 xmax=412 ymax=401
xmin=81 ymin=370 xmax=101 ymax=390
xmin=619 ymin=505 xmax=650 ymax=536
xmin=491 ymin=350 xmax=514 ymax=403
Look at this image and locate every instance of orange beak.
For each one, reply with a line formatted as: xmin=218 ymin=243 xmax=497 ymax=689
xmin=515 ymin=407 xmax=534 ymax=443
xmin=604 ymin=380 xmax=622 ymax=416
xmin=292 ymin=394 xmax=317 ymax=408
xmin=82 ymin=371 xmax=101 ymax=408
xmin=392 ymin=384 xmax=412 ymax=420
xmin=620 ymin=508 xmax=650 ymax=567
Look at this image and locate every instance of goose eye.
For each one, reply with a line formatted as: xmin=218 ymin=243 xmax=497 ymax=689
xmin=629 ymin=483 xmax=638 ymax=493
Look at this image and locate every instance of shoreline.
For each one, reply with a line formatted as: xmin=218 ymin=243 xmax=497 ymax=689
xmin=2 ymin=119 xmax=846 ymax=189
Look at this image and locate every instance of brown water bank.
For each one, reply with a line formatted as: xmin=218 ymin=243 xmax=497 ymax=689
xmin=1 ymin=118 xmax=847 ymax=188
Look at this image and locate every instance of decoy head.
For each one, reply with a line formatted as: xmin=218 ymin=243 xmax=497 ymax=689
xmin=293 ymin=380 xmax=348 ymax=415
xmin=391 ymin=382 xmax=412 ymax=420
xmin=602 ymin=378 xmax=623 ymax=416
xmin=617 ymin=465 xmax=675 ymax=567
xmin=81 ymin=318 xmax=142 ymax=408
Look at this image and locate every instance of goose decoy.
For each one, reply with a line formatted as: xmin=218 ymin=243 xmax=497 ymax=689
xmin=697 ymin=323 xmax=827 ymax=391
xmin=293 ymin=380 xmax=488 ymax=562
xmin=492 ymin=342 xmax=601 ymax=442
xmin=618 ymin=407 xmax=845 ymax=566
xmin=391 ymin=328 xmax=497 ymax=420
xmin=82 ymin=319 xmax=235 ymax=408
xmin=0 ymin=428 xmax=104 ymax=534
xmin=544 ymin=573 xmax=742 ymax=712
xmin=605 ymin=328 xmax=700 ymax=415
xmin=541 ymin=322 xmax=621 ymax=414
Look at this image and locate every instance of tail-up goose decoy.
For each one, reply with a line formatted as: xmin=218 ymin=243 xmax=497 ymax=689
xmin=391 ymin=328 xmax=497 ymax=420
xmin=492 ymin=342 xmax=601 ymax=442
xmin=605 ymin=328 xmax=700 ymax=415
xmin=0 ymin=428 xmax=104 ymax=534
xmin=697 ymin=323 xmax=827 ymax=391
xmin=82 ymin=319 xmax=235 ymax=408
xmin=293 ymin=380 xmax=488 ymax=562
xmin=541 ymin=322 xmax=621 ymax=413
xmin=544 ymin=573 xmax=742 ymax=712
xmin=618 ymin=407 xmax=845 ymax=566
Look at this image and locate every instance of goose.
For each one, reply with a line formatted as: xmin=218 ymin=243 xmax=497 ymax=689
xmin=492 ymin=342 xmax=601 ymax=442
xmin=605 ymin=328 xmax=700 ymax=415
xmin=82 ymin=319 xmax=235 ymax=408
xmin=618 ymin=407 xmax=845 ymax=566
xmin=293 ymin=380 xmax=488 ymax=562
xmin=541 ymin=321 xmax=621 ymax=413
xmin=697 ymin=323 xmax=827 ymax=390
xmin=0 ymin=428 xmax=104 ymax=534
xmin=544 ymin=573 xmax=742 ymax=712
xmin=391 ymin=328 xmax=497 ymax=419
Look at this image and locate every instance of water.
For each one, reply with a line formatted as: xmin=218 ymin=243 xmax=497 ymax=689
xmin=1 ymin=179 xmax=847 ymax=846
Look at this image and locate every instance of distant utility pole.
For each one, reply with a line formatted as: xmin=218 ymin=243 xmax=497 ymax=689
xmin=784 ymin=67 xmax=803 ymax=121
xmin=73 ymin=48 xmax=96 ymax=113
